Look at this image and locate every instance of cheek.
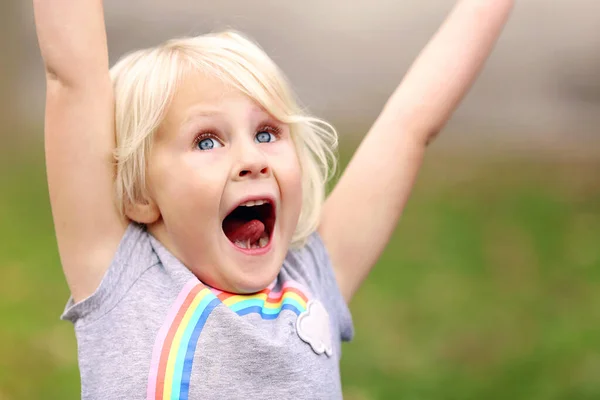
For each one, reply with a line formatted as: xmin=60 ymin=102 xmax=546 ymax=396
xmin=150 ymin=151 xmax=226 ymax=218
xmin=270 ymin=143 xmax=303 ymax=211
xmin=269 ymin=140 xmax=301 ymax=179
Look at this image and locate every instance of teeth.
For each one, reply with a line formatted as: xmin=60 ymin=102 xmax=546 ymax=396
xmin=235 ymin=240 xmax=248 ymax=249
xmin=240 ymin=199 xmax=267 ymax=207
xmin=234 ymin=234 xmax=269 ymax=250
xmin=259 ymin=236 xmax=268 ymax=248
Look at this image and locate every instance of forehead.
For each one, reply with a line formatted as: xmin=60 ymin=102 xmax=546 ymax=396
xmin=160 ymin=72 xmax=268 ymax=129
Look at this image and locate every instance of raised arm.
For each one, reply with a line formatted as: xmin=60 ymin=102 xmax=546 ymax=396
xmin=34 ymin=0 xmax=127 ymax=301
xmin=319 ymin=0 xmax=514 ymax=302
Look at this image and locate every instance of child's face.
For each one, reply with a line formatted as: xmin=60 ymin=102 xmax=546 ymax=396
xmin=143 ymin=73 xmax=303 ymax=293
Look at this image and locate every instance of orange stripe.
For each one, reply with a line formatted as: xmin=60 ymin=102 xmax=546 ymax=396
xmin=155 ymin=284 xmax=203 ymax=400
xmin=219 ymin=286 xmax=309 ymax=305
xmin=217 ymin=288 xmax=269 ymax=302
xmin=217 ymin=292 xmax=235 ymax=301
xmin=265 ymin=287 xmax=308 ymax=304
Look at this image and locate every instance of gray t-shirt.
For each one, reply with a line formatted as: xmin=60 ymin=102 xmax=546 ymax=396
xmin=62 ymin=223 xmax=353 ymax=399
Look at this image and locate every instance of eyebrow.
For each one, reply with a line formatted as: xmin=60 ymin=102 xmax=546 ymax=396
xmin=182 ymin=107 xmax=223 ymax=124
xmin=182 ymin=104 xmax=269 ymax=126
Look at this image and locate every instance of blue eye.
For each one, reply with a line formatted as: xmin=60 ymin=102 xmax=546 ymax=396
xmin=255 ymin=131 xmax=276 ymax=144
xmin=196 ymin=137 xmax=222 ymax=151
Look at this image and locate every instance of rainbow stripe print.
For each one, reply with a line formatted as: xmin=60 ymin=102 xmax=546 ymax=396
xmin=211 ymin=280 xmax=309 ymax=319
xmin=147 ymin=279 xmax=310 ymax=400
xmin=146 ymin=280 xmax=220 ymax=400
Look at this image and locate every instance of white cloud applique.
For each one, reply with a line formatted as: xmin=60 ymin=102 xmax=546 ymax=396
xmin=296 ymin=300 xmax=333 ymax=357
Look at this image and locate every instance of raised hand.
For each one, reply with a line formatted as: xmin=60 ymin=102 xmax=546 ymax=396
xmin=319 ymin=0 xmax=515 ymax=301
xmin=33 ymin=0 xmax=127 ymax=301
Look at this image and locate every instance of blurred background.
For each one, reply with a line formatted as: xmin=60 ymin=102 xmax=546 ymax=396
xmin=1 ymin=1 xmax=599 ymax=399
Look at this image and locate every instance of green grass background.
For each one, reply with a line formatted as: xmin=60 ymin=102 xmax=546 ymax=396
xmin=1 ymin=140 xmax=599 ymax=399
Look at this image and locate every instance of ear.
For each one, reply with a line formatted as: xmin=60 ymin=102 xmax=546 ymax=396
xmin=125 ymin=197 xmax=160 ymax=225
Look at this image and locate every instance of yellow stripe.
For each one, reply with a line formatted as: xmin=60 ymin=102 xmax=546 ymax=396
xmin=223 ymin=292 xmax=307 ymax=310
xmin=222 ymin=293 xmax=266 ymax=305
xmin=163 ymin=289 xmax=211 ymax=400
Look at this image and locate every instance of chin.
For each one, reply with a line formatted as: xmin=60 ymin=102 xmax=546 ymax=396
xmin=225 ymin=255 xmax=283 ymax=294
xmin=192 ymin=250 xmax=283 ymax=295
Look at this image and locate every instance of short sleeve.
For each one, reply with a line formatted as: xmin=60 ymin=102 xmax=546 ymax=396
xmin=285 ymin=232 xmax=354 ymax=342
xmin=60 ymin=223 xmax=158 ymax=325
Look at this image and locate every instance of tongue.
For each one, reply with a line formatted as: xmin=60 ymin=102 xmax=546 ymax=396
xmin=223 ymin=219 xmax=265 ymax=244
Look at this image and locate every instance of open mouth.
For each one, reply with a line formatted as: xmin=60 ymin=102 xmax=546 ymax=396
xmin=222 ymin=199 xmax=275 ymax=250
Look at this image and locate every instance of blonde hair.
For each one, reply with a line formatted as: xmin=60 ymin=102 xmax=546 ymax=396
xmin=110 ymin=31 xmax=337 ymax=247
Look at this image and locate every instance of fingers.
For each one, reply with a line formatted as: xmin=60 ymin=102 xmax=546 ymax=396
xmin=380 ymin=0 xmax=514 ymax=143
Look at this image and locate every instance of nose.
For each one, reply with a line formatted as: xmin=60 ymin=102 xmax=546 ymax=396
xmin=232 ymin=143 xmax=271 ymax=181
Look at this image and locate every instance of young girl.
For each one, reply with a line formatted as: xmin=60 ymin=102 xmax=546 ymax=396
xmin=34 ymin=0 xmax=513 ymax=398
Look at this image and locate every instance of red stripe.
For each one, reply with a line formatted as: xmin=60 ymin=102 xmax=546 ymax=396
xmin=155 ymin=284 xmax=203 ymax=399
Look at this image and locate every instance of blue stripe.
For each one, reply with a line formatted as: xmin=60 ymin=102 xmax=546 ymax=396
xmin=178 ymin=297 xmax=220 ymax=400
xmin=229 ymin=297 xmax=305 ymax=315
xmin=171 ymin=291 xmax=217 ymax=399
xmin=236 ymin=303 xmax=302 ymax=319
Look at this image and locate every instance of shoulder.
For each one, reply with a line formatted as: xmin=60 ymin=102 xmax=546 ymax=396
xmin=283 ymin=231 xmax=354 ymax=341
xmin=283 ymin=232 xmax=331 ymax=286
xmin=61 ymin=223 xmax=160 ymax=325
